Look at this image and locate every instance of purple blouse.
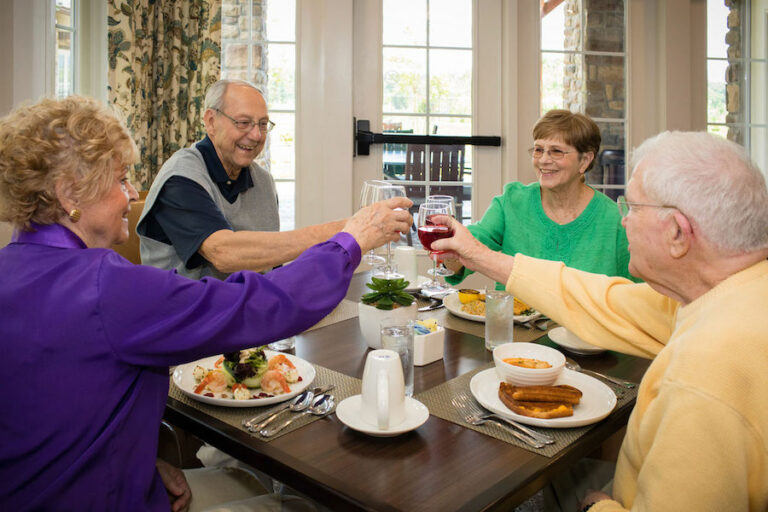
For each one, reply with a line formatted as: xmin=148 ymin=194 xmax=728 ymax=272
xmin=0 ymin=223 xmax=360 ymax=510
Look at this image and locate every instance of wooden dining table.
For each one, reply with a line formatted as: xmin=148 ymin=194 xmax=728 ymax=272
xmin=165 ymin=272 xmax=651 ymax=511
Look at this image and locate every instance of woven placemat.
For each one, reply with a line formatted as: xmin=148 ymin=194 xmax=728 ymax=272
xmin=304 ymin=299 xmax=360 ymax=332
xmin=169 ymin=365 xmax=361 ymax=441
xmin=414 ymin=363 xmax=638 ymax=457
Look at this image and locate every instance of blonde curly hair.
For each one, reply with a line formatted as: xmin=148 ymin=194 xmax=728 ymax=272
xmin=0 ymin=96 xmax=138 ymax=230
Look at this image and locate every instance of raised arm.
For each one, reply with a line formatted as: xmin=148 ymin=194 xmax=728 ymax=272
xmin=199 ymin=219 xmax=346 ymax=273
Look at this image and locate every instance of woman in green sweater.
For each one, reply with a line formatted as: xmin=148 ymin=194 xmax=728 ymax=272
xmin=445 ymin=110 xmax=636 ymax=289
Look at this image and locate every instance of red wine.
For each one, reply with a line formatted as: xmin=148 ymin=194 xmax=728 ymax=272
xmin=418 ymin=225 xmax=453 ymax=251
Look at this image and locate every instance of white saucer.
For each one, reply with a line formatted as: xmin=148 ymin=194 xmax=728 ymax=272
xmin=548 ymin=327 xmax=606 ymax=355
xmin=404 ymin=276 xmax=431 ymax=292
xmin=336 ymin=395 xmax=429 ymax=437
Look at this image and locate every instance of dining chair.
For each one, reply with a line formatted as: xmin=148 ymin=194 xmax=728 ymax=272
xmin=404 ymin=144 xmax=466 ymax=223
xmin=111 ymin=191 xmax=147 ymax=264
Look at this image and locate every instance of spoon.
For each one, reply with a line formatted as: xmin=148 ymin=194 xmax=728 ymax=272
xmin=242 ymin=384 xmax=335 ymax=432
xmin=565 ymin=360 xmax=636 ymax=389
xmin=259 ymin=394 xmax=336 ymax=437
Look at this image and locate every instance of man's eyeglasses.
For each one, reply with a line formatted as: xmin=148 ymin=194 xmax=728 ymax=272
xmin=214 ymin=108 xmax=275 ymax=133
xmin=527 ymin=147 xmax=576 ymax=160
xmin=616 ymin=196 xmax=677 ymax=218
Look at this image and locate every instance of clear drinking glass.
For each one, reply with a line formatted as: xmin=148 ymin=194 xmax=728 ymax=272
xmin=380 ymin=318 xmax=415 ymax=397
xmin=267 ymin=336 xmax=296 ymax=352
xmin=371 ymin=182 xmax=407 ymax=279
xmin=417 ymin=202 xmax=454 ymax=294
xmin=484 ymin=291 xmax=515 ymax=351
xmin=360 ymin=180 xmax=387 ymax=265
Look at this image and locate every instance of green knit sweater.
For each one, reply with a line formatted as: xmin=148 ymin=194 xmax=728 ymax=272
xmin=445 ymin=182 xmax=638 ymax=289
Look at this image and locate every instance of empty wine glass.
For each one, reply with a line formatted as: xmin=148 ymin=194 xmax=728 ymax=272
xmin=360 ymin=181 xmax=386 ymax=265
xmin=417 ymin=202 xmax=455 ymax=293
xmin=425 ymin=195 xmax=456 ymax=277
xmin=371 ymin=182 xmax=407 ymax=279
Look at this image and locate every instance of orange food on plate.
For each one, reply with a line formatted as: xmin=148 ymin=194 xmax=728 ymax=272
xmin=513 ymin=298 xmax=533 ymax=315
xmin=502 ymin=357 xmax=552 ymax=369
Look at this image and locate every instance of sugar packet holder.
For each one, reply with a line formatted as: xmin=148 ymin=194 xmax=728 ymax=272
xmin=414 ymin=324 xmax=445 ymax=366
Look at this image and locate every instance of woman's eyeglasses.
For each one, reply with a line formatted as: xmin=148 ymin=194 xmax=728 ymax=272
xmin=527 ymin=147 xmax=576 ymax=160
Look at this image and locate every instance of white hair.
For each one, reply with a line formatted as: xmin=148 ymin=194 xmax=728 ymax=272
xmin=629 ymin=131 xmax=768 ymax=252
xmin=204 ymin=79 xmax=264 ymax=111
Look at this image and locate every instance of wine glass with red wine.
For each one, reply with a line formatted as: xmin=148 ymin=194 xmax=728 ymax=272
xmin=417 ymin=202 xmax=455 ymax=293
xmin=426 ymin=195 xmax=456 ymax=277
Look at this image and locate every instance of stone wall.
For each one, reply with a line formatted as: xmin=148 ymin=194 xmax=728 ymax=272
xmin=562 ymin=0 xmax=625 ymax=150
xmin=724 ymin=0 xmax=742 ymax=144
xmin=220 ymin=0 xmax=269 ymax=166
xmin=221 ymin=0 xmax=268 ymax=92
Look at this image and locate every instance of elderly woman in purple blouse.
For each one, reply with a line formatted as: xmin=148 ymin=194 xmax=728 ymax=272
xmin=0 ymin=96 xmax=412 ymax=511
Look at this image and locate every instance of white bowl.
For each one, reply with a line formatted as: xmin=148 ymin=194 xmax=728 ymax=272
xmin=493 ymin=342 xmax=565 ymax=386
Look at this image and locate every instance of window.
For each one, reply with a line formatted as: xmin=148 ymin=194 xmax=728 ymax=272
xmin=540 ymin=0 xmax=626 ymax=199
xmin=221 ymin=0 xmax=297 ymax=230
xmin=54 ymin=0 xmax=76 ymax=98
xmin=381 ymin=0 xmax=473 ymax=224
xmin=707 ymin=0 xmax=767 ymax=178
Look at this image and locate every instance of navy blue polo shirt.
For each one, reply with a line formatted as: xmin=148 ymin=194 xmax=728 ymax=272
xmin=139 ymin=136 xmax=255 ymax=269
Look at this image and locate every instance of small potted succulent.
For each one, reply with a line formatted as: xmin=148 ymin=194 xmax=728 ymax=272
xmin=358 ymin=276 xmax=417 ymax=349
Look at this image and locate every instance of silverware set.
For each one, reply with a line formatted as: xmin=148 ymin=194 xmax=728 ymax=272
xmin=564 ymin=360 xmax=636 ymax=389
xmin=242 ymin=384 xmax=335 ymax=436
xmin=451 ymin=391 xmax=555 ymax=449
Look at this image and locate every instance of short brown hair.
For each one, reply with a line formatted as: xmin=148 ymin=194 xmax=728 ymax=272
xmin=0 ymin=96 xmax=138 ymax=230
xmin=532 ymin=110 xmax=601 ymax=171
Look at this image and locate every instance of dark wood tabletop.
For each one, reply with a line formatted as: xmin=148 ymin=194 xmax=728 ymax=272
xmin=165 ymin=273 xmax=651 ymax=511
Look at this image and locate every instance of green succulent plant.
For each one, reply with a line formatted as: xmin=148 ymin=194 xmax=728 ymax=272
xmin=361 ymin=276 xmax=415 ymax=311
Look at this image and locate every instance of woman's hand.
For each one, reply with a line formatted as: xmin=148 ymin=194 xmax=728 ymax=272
xmin=156 ymin=458 xmax=192 ymax=512
xmin=343 ymin=197 xmax=413 ymax=253
xmin=430 ymin=216 xmax=516 ymax=286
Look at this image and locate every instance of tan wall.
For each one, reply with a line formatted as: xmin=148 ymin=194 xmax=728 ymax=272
xmin=0 ymin=1 xmax=14 ymax=115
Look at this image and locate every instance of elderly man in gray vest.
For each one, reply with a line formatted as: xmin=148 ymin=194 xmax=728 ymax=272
xmin=138 ymin=79 xmax=347 ymax=280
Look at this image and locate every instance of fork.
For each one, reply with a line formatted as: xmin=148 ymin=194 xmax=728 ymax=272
xmin=451 ymin=392 xmax=554 ymax=448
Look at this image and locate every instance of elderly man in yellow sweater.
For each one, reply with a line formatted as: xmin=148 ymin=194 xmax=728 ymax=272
xmin=433 ymin=131 xmax=768 ymax=512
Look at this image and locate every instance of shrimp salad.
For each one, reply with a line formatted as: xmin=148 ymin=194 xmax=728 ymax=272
xmin=192 ymin=348 xmax=303 ymax=401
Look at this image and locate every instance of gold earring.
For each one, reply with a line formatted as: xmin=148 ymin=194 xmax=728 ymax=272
xmin=68 ymin=208 xmax=82 ymax=222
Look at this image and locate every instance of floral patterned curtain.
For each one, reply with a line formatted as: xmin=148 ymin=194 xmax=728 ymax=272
xmin=107 ymin=1 xmax=222 ymax=191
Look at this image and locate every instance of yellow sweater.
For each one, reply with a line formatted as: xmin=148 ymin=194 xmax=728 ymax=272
xmin=508 ymin=256 xmax=768 ymax=511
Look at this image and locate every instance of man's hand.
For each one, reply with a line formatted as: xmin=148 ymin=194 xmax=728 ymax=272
xmin=343 ymin=197 xmax=413 ymax=253
xmin=156 ymin=458 xmax=192 ymax=512
xmin=580 ymin=489 xmax=612 ymax=510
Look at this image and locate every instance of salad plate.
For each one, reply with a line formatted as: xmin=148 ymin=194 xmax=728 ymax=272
xmin=469 ymin=368 xmax=616 ymax=428
xmin=443 ymin=293 xmax=542 ymax=324
xmin=173 ymin=350 xmax=315 ymax=408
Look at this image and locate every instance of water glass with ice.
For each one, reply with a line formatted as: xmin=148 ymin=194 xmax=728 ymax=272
xmin=267 ymin=336 xmax=296 ymax=352
xmin=485 ymin=291 xmax=515 ymax=351
xmin=380 ymin=318 xmax=415 ymax=397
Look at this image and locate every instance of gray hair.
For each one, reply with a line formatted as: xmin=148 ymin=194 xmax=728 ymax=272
xmin=204 ymin=79 xmax=265 ymax=111
xmin=629 ymin=131 xmax=768 ymax=253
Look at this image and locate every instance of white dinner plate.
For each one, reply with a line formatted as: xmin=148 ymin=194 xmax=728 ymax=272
xmin=443 ymin=293 xmax=542 ymax=324
xmin=172 ymin=351 xmax=316 ymax=408
xmin=336 ymin=395 xmax=429 ymax=437
xmin=548 ymin=327 xmax=606 ymax=356
xmin=469 ymin=368 xmax=617 ymax=428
